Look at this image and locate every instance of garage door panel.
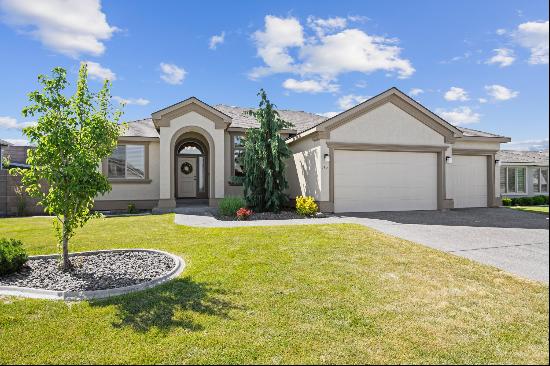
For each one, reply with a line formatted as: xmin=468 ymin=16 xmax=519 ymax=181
xmin=449 ymin=155 xmax=487 ymax=208
xmin=334 ymin=150 xmax=438 ymax=212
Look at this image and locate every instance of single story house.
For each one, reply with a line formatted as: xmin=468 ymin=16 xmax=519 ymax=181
xmin=497 ymin=149 xmax=549 ymax=198
xmin=95 ymin=87 xmax=512 ymax=213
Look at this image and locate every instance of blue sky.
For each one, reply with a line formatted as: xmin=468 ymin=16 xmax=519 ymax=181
xmin=0 ymin=0 xmax=548 ymax=150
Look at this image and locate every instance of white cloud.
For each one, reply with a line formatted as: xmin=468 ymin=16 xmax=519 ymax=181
xmin=444 ymin=87 xmax=469 ymax=101
xmin=209 ymin=31 xmax=225 ymax=50
xmin=112 ymin=96 xmax=150 ymax=106
xmin=337 ymin=94 xmax=370 ymax=110
xmin=0 ymin=116 xmax=35 ymax=129
xmin=318 ymin=111 xmax=339 ymax=118
xmin=160 ymin=63 xmax=186 ymax=85
xmin=436 ymin=107 xmax=481 ymax=125
xmin=513 ymin=20 xmax=549 ymax=64
xmin=299 ymin=29 xmax=414 ymax=79
xmin=486 ymin=48 xmax=515 ymax=67
xmin=409 ymin=88 xmax=424 ymax=96
xmin=85 ymin=61 xmax=116 ymax=81
xmin=0 ymin=0 xmax=117 ymax=57
xmin=496 ymin=28 xmax=507 ymax=35
xmin=478 ymin=98 xmax=488 ymax=104
xmin=485 ymin=84 xmax=519 ymax=101
xmin=249 ymin=15 xmax=414 ymax=81
xmin=282 ymin=78 xmax=338 ymax=93
xmin=249 ymin=15 xmax=304 ymax=79
xmin=505 ymin=138 xmax=549 ymax=151
xmin=307 ymin=16 xmax=347 ymax=37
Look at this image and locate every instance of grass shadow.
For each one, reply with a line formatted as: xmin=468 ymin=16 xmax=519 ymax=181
xmin=91 ymin=276 xmax=241 ymax=333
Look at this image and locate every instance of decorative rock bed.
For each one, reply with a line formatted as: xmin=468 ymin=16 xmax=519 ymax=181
xmin=0 ymin=249 xmax=185 ymax=301
xmin=215 ymin=210 xmax=328 ymax=221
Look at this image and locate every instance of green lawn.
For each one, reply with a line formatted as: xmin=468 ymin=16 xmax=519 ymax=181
xmin=509 ymin=205 xmax=549 ymax=215
xmin=0 ymin=215 xmax=548 ymax=364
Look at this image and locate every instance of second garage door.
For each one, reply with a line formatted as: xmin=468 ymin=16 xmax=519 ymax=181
xmin=448 ymin=155 xmax=488 ymax=208
xmin=334 ymin=150 xmax=438 ymax=212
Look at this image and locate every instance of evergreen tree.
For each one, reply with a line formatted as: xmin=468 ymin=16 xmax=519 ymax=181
xmin=243 ymin=89 xmax=293 ymax=212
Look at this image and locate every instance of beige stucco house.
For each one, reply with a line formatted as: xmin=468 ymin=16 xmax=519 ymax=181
xmin=95 ymin=87 xmax=511 ymax=213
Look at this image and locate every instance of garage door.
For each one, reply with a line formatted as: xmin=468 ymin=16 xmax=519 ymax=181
xmin=448 ymin=155 xmax=487 ymax=208
xmin=334 ymin=150 xmax=438 ymax=212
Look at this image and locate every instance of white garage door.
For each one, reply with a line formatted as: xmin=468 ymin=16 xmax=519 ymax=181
xmin=334 ymin=150 xmax=438 ymax=213
xmin=448 ymin=155 xmax=487 ymax=208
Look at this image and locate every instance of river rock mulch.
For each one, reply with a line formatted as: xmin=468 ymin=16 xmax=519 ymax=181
xmin=0 ymin=251 xmax=175 ymax=292
xmin=215 ymin=210 xmax=328 ymax=221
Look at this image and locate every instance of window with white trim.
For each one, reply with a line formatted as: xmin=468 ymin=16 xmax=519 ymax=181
xmin=107 ymin=144 xmax=145 ymax=179
xmin=500 ymin=167 xmax=526 ymax=194
xmin=533 ymin=167 xmax=548 ymax=193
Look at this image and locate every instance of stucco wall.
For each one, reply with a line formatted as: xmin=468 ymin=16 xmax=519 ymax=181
xmin=286 ymin=136 xmax=331 ymax=202
xmin=329 ymin=102 xmax=446 ymax=146
xmin=158 ymin=111 xmax=225 ymax=201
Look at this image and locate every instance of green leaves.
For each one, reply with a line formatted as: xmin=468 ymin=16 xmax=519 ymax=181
xmin=242 ymin=89 xmax=293 ymax=213
xmin=12 ymin=63 xmax=123 ymax=266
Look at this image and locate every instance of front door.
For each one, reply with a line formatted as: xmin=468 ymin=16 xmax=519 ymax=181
xmin=177 ymin=156 xmax=197 ymax=198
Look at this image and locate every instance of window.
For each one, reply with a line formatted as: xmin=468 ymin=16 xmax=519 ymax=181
xmin=500 ymin=166 xmax=526 ymax=194
xmin=232 ymin=134 xmax=245 ymax=179
xmin=533 ymin=168 xmax=548 ymax=193
xmin=107 ymin=144 xmax=145 ymax=179
xmin=178 ymin=142 xmax=203 ymax=155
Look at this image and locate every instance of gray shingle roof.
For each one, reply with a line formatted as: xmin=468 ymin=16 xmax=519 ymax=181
xmin=213 ymin=105 xmax=327 ymax=133
xmin=457 ymin=127 xmax=506 ymax=138
xmin=122 ymin=118 xmax=159 ymax=138
xmin=496 ymin=150 xmax=549 ymax=164
xmin=123 ymin=104 xmax=504 ymax=140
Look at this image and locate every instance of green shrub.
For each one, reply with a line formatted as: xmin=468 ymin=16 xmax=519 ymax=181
xmin=502 ymin=197 xmax=512 ymax=206
xmin=518 ymin=197 xmax=533 ymax=206
xmin=296 ymin=195 xmax=319 ymax=216
xmin=0 ymin=238 xmax=28 ymax=275
xmin=509 ymin=197 xmax=520 ymax=206
xmin=218 ymin=196 xmax=246 ymax=217
xmin=127 ymin=203 xmax=137 ymax=214
xmin=532 ymin=195 xmax=548 ymax=205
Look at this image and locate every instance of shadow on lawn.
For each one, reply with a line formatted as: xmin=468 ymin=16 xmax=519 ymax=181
xmin=91 ymin=276 xmax=241 ymax=333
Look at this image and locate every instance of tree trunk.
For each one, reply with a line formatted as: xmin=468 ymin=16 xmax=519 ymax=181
xmin=61 ymin=221 xmax=72 ymax=271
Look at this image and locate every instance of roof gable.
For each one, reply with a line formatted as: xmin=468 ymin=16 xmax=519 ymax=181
xmin=306 ymin=87 xmax=463 ymax=143
xmin=151 ymin=97 xmax=232 ymax=129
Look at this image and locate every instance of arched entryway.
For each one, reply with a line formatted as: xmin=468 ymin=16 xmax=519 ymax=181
xmin=174 ymin=135 xmax=209 ymax=199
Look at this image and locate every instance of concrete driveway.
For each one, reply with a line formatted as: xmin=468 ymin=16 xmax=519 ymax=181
xmin=340 ymin=208 xmax=549 ymax=283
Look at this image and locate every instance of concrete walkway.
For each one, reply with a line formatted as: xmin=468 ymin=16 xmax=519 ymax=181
xmin=174 ymin=207 xmax=549 ymax=283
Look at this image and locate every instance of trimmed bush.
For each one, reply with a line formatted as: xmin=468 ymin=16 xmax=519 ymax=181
xmin=219 ymin=196 xmax=246 ymax=217
xmin=518 ymin=197 xmax=533 ymax=206
xmin=502 ymin=197 xmax=512 ymax=206
xmin=533 ymin=195 xmax=548 ymax=205
xmin=0 ymin=238 xmax=28 ymax=275
xmin=296 ymin=195 xmax=319 ymax=216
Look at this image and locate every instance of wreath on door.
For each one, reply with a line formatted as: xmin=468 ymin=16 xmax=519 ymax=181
xmin=181 ymin=162 xmax=193 ymax=175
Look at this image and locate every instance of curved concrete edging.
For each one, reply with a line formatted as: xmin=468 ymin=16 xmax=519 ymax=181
xmin=0 ymin=249 xmax=185 ymax=301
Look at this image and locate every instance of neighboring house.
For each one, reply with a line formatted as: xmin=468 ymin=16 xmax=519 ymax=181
xmin=497 ymin=149 xmax=549 ymax=198
xmin=0 ymin=141 xmax=43 ymax=216
xmin=95 ymin=87 xmax=512 ymax=213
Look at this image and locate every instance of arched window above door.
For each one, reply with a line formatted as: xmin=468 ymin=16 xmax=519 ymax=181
xmin=177 ymin=141 xmax=204 ymax=155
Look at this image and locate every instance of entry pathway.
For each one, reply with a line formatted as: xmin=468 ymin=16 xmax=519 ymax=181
xmin=174 ymin=207 xmax=549 ymax=283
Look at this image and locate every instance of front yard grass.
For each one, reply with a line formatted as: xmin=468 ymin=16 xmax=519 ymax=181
xmin=509 ymin=205 xmax=549 ymax=215
xmin=0 ymin=214 xmax=548 ymax=364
